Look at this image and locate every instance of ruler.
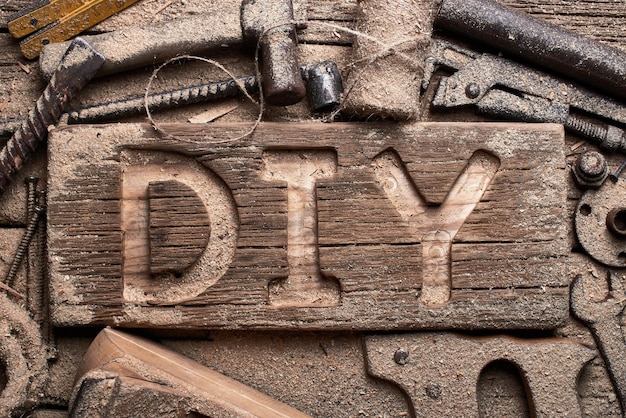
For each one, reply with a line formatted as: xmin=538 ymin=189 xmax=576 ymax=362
xmin=8 ymin=0 xmax=141 ymax=59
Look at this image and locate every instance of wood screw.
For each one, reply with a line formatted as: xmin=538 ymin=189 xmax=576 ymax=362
xmin=6 ymin=205 xmax=45 ymax=287
xmin=0 ymin=38 xmax=104 ymax=196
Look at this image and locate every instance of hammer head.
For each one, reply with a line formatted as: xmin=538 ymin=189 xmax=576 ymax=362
xmin=241 ymin=0 xmax=306 ymax=106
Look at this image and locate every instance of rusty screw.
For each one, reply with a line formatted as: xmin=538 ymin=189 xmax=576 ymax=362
xmin=572 ymin=151 xmax=608 ymax=189
xmin=0 ymin=38 xmax=104 ymax=197
xmin=6 ymin=204 xmax=45 ymax=287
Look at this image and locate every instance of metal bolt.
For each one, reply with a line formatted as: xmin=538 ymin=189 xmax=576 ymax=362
xmin=606 ymin=207 xmax=626 ymax=238
xmin=465 ymin=82 xmax=481 ymax=99
xmin=394 ymin=348 xmax=409 ymax=365
xmin=573 ymin=151 xmax=608 ymax=188
xmin=609 ymin=159 xmax=626 ymax=183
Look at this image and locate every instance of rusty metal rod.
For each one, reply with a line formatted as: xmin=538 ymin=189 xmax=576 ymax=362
xmin=68 ymin=75 xmax=258 ymax=124
xmin=435 ymin=0 xmax=626 ymax=100
xmin=0 ymin=38 xmax=105 ymax=196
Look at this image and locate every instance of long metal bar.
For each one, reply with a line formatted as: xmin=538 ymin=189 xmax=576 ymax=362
xmin=435 ymin=0 xmax=626 ymax=100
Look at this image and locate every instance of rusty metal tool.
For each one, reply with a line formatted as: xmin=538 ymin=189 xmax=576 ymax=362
xmin=39 ymin=13 xmax=244 ymax=79
xmin=435 ymin=0 xmax=626 ymax=101
xmin=571 ymin=273 xmax=626 ymax=414
xmin=0 ymin=38 xmax=105 ymax=197
xmin=240 ymin=0 xmax=306 ymax=106
xmin=422 ymin=39 xmax=626 ymax=153
xmin=8 ymin=0 xmax=140 ymax=59
xmin=575 ymin=177 xmax=626 ymax=267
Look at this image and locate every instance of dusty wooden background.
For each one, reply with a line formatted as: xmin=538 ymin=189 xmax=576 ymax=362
xmin=1 ymin=0 xmax=626 ymax=416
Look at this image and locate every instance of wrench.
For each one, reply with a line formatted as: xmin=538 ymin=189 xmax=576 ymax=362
xmin=570 ymin=272 xmax=626 ymax=414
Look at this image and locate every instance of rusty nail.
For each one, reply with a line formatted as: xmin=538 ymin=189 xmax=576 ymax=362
xmin=609 ymin=159 xmax=626 ymax=183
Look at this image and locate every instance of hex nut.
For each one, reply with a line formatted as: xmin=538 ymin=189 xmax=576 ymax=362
xmin=573 ymin=151 xmax=608 ymax=188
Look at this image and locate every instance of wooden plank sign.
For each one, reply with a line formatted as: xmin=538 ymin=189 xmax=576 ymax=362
xmin=47 ymin=122 xmax=568 ymax=330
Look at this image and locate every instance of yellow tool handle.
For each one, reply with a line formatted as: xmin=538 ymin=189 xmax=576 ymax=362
xmin=8 ymin=0 xmax=91 ymax=39
xmin=18 ymin=0 xmax=141 ymax=59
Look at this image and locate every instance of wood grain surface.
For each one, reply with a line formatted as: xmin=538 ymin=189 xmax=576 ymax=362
xmin=47 ymin=121 xmax=568 ymax=330
xmin=0 ymin=0 xmax=625 ymax=416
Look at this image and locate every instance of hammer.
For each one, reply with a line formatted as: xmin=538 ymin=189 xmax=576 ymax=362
xmin=240 ymin=0 xmax=306 ymax=106
xmin=40 ymin=1 xmax=306 ymax=107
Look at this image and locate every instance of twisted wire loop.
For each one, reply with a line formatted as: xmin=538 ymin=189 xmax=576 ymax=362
xmin=68 ymin=75 xmax=259 ymax=123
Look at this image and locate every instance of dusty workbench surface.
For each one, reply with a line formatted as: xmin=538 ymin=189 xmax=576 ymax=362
xmin=1 ymin=0 xmax=626 ymax=416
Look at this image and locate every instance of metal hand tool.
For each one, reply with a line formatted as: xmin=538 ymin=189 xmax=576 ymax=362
xmin=40 ymin=0 xmax=306 ymax=107
xmin=422 ymin=39 xmax=626 ymax=153
xmin=241 ymin=0 xmax=306 ymax=106
xmin=571 ymin=273 xmax=626 ymax=414
xmin=0 ymin=38 xmax=105 ymax=197
xmin=39 ymin=14 xmax=244 ymax=79
xmin=8 ymin=0 xmax=140 ymax=59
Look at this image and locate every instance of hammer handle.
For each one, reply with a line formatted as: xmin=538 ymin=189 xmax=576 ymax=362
xmin=39 ymin=15 xmax=243 ymax=79
xmin=260 ymin=27 xmax=306 ymax=106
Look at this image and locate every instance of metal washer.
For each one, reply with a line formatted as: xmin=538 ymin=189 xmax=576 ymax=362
xmin=575 ymin=178 xmax=626 ymax=267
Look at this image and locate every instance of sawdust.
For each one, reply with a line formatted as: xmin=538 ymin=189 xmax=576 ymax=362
xmin=3 ymin=0 xmax=626 ymax=416
xmin=341 ymin=0 xmax=437 ymax=120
